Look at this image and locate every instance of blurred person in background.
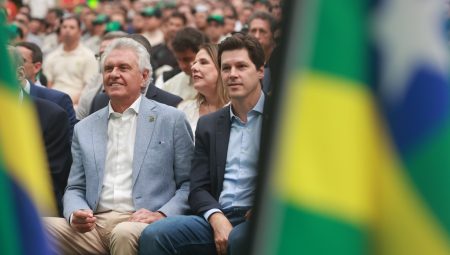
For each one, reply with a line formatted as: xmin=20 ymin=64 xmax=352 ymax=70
xmin=43 ymin=15 xmax=98 ymax=106
xmin=141 ymin=7 xmax=164 ymax=47
xmin=159 ymin=27 xmax=209 ymax=100
xmin=205 ymin=14 xmax=225 ymax=44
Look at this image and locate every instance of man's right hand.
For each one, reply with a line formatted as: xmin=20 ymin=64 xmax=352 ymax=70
xmin=209 ymin=212 xmax=233 ymax=255
xmin=71 ymin=209 xmax=96 ymax=233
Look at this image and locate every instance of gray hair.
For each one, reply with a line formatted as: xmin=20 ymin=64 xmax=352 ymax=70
xmin=100 ymin=38 xmax=153 ymax=89
xmin=7 ymin=45 xmax=24 ymax=69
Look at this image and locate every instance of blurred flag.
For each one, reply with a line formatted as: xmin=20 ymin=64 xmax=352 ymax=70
xmin=252 ymin=0 xmax=450 ymax=254
xmin=0 ymin=8 xmax=56 ymax=255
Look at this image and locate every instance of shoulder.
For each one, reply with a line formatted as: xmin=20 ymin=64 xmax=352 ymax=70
xmin=76 ymin=106 xmax=106 ymax=129
xmin=197 ymin=105 xmax=230 ymax=127
xmin=143 ymin=97 xmax=183 ymax=116
xmin=33 ymin=97 xmax=65 ymax=113
xmin=32 ymin=85 xmax=73 ymax=103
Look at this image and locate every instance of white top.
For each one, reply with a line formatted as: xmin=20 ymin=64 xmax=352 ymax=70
xmin=177 ymin=99 xmax=200 ymax=134
xmin=96 ymin=95 xmax=142 ymax=212
xmin=160 ymin=72 xmax=197 ymax=101
xmin=43 ymin=43 xmax=98 ymax=104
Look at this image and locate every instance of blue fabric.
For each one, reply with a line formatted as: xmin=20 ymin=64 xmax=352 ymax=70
xmin=220 ymin=93 xmax=265 ymax=210
xmin=29 ymin=82 xmax=77 ymax=139
xmin=139 ymin=210 xmax=249 ymax=255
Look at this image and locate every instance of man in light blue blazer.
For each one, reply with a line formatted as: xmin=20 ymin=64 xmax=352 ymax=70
xmin=44 ymin=38 xmax=194 ymax=255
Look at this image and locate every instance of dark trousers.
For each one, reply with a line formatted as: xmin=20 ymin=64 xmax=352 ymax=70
xmin=138 ymin=207 xmax=251 ymax=255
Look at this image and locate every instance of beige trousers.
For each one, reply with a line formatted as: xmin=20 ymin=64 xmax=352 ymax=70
xmin=44 ymin=211 xmax=148 ymax=255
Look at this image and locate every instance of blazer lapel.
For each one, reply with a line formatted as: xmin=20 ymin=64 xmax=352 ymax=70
xmin=215 ymin=106 xmax=231 ymax=194
xmin=92 ymin=109 xmax=108 ymax=195
xmin=132 ymin=98 xmax=157 ymax=186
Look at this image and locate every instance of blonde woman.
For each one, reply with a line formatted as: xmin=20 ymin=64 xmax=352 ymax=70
xmin=177 ymin=43 xmax=229 ymax=133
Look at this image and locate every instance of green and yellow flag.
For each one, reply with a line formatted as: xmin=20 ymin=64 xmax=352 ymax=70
xmin=0 ymin=5 xmax=56 ymax=255
xmin=253 ymin=0 xmax=450 ymax=254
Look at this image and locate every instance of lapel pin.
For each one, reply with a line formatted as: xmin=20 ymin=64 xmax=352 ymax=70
xmin=149 ymin=116 xmax=156 ymax=122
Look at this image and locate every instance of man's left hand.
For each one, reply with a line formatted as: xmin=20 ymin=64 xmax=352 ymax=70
xmin=129 ymin=208 xmax=166 ymax=224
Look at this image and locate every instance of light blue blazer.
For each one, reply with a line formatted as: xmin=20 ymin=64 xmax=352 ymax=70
xmin=63 ymin=97 xmax=194 ymax=220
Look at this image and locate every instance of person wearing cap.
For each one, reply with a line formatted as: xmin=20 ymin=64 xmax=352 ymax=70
xmin=141 ymin=7 xmax=164 ymax=47
xmin=193 ymin=4 xmax=209 ymax=33
xmin=206 ymin=14 xmax=226 ymax=44
xmin=83 ymin=14 xmax=108 ymax=54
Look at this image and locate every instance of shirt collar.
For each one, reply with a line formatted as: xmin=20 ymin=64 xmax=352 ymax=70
xmin=108 ymin=94 xmax=142 ymax=119
xmin=229 ymin=92 xmax=265 ymax=121
xmin=23 ymin=79 xmax=31 ymax=94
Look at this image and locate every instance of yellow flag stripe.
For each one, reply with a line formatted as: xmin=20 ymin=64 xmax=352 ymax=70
xmin=274 ymin=71 xmax=450 ymax=255
xmin=274 ymin=70 xmax=378 ymax=225
xmin=0 ymin=86 xmax=56 ymax=215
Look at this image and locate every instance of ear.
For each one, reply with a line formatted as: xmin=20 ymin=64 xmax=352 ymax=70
xmin=17 ymin=66 xmax=26 ymax=81
xmin=257 ymin=65 xmax=264 ymax=81
xmin=141 ymin=69 xmax=150 ymax=89
xmin=33 ymin=62 xmax=42 ymax=74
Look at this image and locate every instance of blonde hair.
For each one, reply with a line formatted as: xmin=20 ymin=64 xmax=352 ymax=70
xmin=195 ymin=43 xmax=229 ymax=107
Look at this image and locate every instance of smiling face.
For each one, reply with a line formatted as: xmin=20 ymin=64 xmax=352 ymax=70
xmin=220 ymin=48 xmax=263 ymax=103
xmin=103 ymin=48 xmax=148 ymax=107
xmin=191 ymin=49 xmax=219 ymax=96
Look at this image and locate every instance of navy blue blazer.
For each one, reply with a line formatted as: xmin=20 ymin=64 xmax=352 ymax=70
xmin=89 ymin=83 xmax=183 ymax=114
xmin=29 ymin=82 xmax=77 ymax=138
xmin=189 ymin=106 xmax=232 ymax=214
xmin=33 ymin=97 xmax=72 ymax=216
xmin=189 ymin=94 xmax=270 ymax=215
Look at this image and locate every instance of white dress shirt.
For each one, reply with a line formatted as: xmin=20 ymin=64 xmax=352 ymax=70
xmin=97 ymin=95 xmax=142 ymax=212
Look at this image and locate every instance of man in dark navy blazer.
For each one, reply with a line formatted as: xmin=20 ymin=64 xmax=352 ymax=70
xmin=33 ymin=97 xmax=72 ymax=216
xmin=15 ymin=42 xmax=77 ymax=137
xmin=139 ymin=34 xmax=267 ymax=255
xmin=9 ymin=46 xmax=72 ymax=216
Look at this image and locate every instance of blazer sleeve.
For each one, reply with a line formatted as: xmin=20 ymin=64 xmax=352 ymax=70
xmin=44 ymin=106 xmax=72 ymax=216
xmin=55 ymin=93 xmax=77 ymax=139
xmin=157 ymin=111 xmax=194 ymax=216
xmin=63 ymin=125 xmax=91 ymax=220
xmin=188 ymin=116 xmax=222 ymax=215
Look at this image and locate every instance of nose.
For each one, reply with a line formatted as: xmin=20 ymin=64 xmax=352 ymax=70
xmin=109 ymin=67 xmax=120 ymax=78
xmin=253 ymin=30 xmax=261 ymax=39
xmin=191 ymin=62 xmax=199 ymax=73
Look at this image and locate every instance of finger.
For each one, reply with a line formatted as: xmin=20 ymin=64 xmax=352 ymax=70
xmin=220 ymin=241 xmax=228 ymax=255
xmin=215 ymin=242 xmax=221 ymax=255
xmin=74 ymin=210 xmax=93 ymax=218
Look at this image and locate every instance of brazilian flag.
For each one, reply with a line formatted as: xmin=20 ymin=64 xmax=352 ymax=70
xmin=252 ymin=0 xmax=450 ymax=254
xmin=0 ymin=7 xmax=56 ymax=255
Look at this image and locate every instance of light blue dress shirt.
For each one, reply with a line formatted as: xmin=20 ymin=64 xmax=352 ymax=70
xmin=204 ymin=93 xmax=265 ymax=220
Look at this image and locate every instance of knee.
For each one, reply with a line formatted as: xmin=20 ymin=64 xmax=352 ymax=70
xmin=139 ymin=222 xmax=169 ymax=254
xmin=110 ymin=222 xmax=135 ymax=245
xmin=228 ymin=224 xmax=249 ymax=255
